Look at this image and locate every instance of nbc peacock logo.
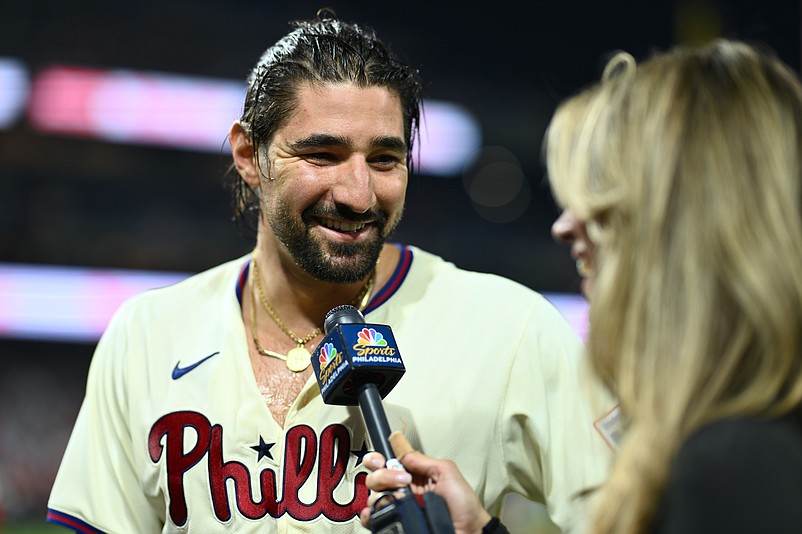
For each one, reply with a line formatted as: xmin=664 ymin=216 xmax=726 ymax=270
xmin=319 ymin=343 xmax=339 ymax=370
xmin=355 ymin=328 xmax=387 ymax=347
xmin=352 ymin=327 xmax=396 ymax=357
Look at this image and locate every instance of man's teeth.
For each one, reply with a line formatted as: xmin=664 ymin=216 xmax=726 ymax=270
xmin=321 ymin=218 xmax=366 ymax=232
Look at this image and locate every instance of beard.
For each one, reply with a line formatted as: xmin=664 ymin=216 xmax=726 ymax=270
xmin=266 ymin=199 xmax=401 ymax=284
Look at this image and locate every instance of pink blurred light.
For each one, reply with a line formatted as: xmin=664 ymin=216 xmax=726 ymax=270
xmin=28 ymin=66 xmax=245 ymax=151
xmin=0 ymin=263 xmax=188 ymax=342
xmin=0 ymin=263 xmax=588 ymax=343
xmin=25 ymin=63 xmax=479 ymax=174
xmin=28 ymin=66 xmax=98 ymax=135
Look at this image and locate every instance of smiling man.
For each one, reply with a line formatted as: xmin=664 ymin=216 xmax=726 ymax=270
xmin=236 ymin=82 xmax=408 ymax=286
xmin=47 ymin=9 xmax=616 ymax=534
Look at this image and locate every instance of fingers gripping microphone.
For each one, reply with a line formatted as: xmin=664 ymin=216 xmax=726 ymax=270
xmin=311 ymin=305 xmax=454 ymax=534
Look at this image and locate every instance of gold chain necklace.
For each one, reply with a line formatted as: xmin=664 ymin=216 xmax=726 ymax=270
xmin=250 ymin=254 xmax=376 ymax=372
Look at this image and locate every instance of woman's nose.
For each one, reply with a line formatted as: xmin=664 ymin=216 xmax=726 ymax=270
xmin=551 ymin=210 xmax=577 ymax=244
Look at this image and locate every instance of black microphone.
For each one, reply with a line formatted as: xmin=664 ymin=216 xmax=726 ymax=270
xmin=311 ymin=305 xmax=455 ymax=534
xmin=312 ymin=304 xmax=405 ymax=461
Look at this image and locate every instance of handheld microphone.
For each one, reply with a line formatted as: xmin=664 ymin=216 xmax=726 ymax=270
xmin=311 ymin=305 xmax=454 ymax=534
xmin=312 ymin=304 xmax=405 ymax=462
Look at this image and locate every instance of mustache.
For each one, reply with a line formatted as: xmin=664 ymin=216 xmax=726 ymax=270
xmin=302 ymin=204 xmax=388 ymax=226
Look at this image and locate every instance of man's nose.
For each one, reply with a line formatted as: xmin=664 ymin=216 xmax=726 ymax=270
xmin=332 ymin=157 xmax=377 ymax=213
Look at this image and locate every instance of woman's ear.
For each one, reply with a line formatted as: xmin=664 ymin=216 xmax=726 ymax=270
xmin=229 ymin=121 xmax=261 ymax=189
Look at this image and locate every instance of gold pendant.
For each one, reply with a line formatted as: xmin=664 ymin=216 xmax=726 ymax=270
xmin=286 ymin=346 xmax=311 ymax=372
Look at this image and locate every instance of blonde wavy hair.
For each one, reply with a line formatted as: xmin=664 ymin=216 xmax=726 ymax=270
xmin=546 ymin=40 xmax=802 ymax=533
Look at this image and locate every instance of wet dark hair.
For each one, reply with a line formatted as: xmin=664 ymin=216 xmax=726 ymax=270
xmin=227 ymin=7 xmax=424 ymax=236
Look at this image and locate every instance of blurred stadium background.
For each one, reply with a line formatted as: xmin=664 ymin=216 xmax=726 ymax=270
xmin=0 ymin=0 xmax=797 ymax=532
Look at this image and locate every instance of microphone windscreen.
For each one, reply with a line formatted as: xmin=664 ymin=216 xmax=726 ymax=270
xmin=324 ymin=304 xmax=365 ymax=334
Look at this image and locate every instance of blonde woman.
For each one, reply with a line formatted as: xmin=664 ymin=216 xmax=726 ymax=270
xmin=362 ymin=39 xmax=802 ymax=533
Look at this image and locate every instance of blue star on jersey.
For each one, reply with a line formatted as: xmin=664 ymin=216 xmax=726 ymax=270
xmin=251 ymin=436 xmax=274 ymax=461
xmin=350 ymin=441 xmax=370 ymax=466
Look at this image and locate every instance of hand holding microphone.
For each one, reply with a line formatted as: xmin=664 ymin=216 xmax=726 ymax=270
xmin=311 ymin=305 xmax=455 ymax=534
xmin=361 ymin=434 xmax=494 ymax=534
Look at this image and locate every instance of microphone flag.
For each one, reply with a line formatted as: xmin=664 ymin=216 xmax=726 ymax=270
xmin=311 ymin=320 xmax=405 ymax=405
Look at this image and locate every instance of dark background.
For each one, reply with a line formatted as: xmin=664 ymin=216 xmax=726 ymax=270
xmin=0 ymin=0 xmax=799 ymax=527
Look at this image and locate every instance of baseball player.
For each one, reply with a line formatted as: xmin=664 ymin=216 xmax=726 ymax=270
xmin=47 ymin=10 xmax=616 ymax=533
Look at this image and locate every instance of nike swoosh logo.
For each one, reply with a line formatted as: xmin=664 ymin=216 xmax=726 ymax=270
xmin=172 ymin=352 xmax=220 ymax=380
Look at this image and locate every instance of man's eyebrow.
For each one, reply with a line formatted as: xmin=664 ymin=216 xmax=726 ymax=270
xmin=288 ymin=134 xmax=348 ymax=151
xmin=371 ymin=136 xmax=407 ymax=153
xmin=288 ymin=134 xmax=407 ymax=152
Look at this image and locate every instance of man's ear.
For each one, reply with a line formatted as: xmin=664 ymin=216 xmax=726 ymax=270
xmin=229 ymin=121 xmax=261 ymax=188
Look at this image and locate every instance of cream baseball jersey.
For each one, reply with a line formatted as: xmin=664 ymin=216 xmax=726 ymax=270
xmin=47 ymin=244 xmax=615 ymax=533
